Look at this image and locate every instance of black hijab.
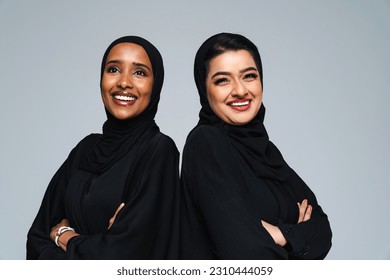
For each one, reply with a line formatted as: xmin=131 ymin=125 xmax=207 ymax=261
xmin=80 ymin=36 xmax=164 ymax=173
xmin=193 ymin=32 xmax=290 ymax=181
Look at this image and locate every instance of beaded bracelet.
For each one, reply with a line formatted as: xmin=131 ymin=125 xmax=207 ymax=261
xmin=55 ymin=226 xmax=75 ymax=247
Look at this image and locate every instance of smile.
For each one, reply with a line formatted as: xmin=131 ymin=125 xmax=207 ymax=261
xmin=229 ymin=100 xmax=250 ymax=107
xmin=227 ymin=99 xmax=251 ymax=111
xmin=114 ymin=95 xmax=136 ymax=101
xmin=112 ymin=93 xmax=137 ymax=106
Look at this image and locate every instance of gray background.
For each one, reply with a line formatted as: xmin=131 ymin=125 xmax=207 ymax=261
xmin=1 ymin=0 xmax=389 ymax=260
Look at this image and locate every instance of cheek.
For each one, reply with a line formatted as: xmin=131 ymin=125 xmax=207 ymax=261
xmin=139 ymin=79 xmax=154 ymax=96
xmin=206 ymin=92 xmax=217 ymax=110
xmin=249 ymin=83 xmax=263 ymax=99
xmin=101 ymin=76 xmax=114 ymax=94
xmin=206 ymin=87 xmax=221 ymax=106
xmin=143 ymin=92 xmax=152 ymax=106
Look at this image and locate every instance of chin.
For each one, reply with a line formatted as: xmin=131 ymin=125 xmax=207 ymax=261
xmin=228 ymin=119 xmax=251 ymax=126
xmin=231 ymin=115 xmax=256 ymax=126
xmin=111 ymin=112 xmax=133 ymax=120
xmin=235 ymin=121 xmax=251 ymax=126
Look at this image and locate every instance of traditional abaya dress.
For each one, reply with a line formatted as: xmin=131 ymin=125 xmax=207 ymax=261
xmin=180 ymin=34 xmax=332 ymax=260
xmin=26 ymin=36 xmax=180 ymax=260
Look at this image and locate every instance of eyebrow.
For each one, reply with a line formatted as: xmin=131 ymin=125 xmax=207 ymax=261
xmin=106 ymin=60 xmax=152 ymax=72
xmin=210 ymin=66 xmax=258 ymax=79
xmin=133 ymin=62 xmax=152 ymax=72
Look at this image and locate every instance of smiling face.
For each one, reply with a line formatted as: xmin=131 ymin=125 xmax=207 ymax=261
xmin=206 ymin=50 xmax=263 ymax=125
xmin=101 ymin=43 xmax=154 ymax=120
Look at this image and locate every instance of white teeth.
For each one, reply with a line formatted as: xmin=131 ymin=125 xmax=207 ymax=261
xmin=114 ymin=95 xmax=136 ymax=101
xmin=230 ymin=101 xmax=249 ymax=106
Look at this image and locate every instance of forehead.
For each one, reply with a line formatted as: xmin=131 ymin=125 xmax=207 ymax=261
xmin=208 ymin=50 xmax=256 ymax=73
xmin=106 ymin=43 xmax=151 ymax=65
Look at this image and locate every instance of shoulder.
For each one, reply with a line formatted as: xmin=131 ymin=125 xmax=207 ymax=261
xmin=138 ymin=132 xmax=179 ymax=174
xmin=79 ymin=133 xmax=101 ymax=145
xmin=62 ymin=133 xmax=101 ymax=163
xmin=184 ymin=125 xmax=228 ymax=152
xmin=186 ymin=125 xmax=226 ymax=145
xmin=156 ymin=132 xmax=178 ymax=150
xmin=183 ymin=125 xmax=234 ymax=166
xmin=71 ymin=133 xmax=100 ymax=153
xmin=71 ymin=133 xmax=101 ymax=149
xmin=149 ymin=132 xmax=179 ymax=158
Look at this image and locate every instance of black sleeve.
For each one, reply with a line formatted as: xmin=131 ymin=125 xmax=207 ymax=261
xmin=277 ymin=171 xmax=332 ymax=259
xmin=66 ymin=135 xmax=180 ymax=259
xmin=181 ymin=127 xmax=287 ymax=259
xmin=26 ymin=135 xmax=98 ymax=260
xmin=26 ymin=150 xmax=74 ymax=259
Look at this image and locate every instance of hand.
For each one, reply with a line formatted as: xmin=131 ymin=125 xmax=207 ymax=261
xmin=260 ymin=199 xmax=312 ymax=247
xmin=297 ymin=199 xmax=312 ymax=223
xmin=108 ymin=203 xmax=125 ymax=230
xmin=50 ymin=218 xmax=79 ymax=252
xmin=50 ymin=218 xmax=69 ymax=242
xmin=261 ymin=220 xmax=287 ymax=247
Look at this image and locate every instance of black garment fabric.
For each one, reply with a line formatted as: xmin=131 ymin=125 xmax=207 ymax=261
xmin=180 ymin=33 xmax=332 ymax=259
xmin=26 ymin=36 xmax=180 ymax=259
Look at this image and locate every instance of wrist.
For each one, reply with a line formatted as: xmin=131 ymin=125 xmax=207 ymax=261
xmin=55 ymin=226 xmax=75 ymax=247
xmin=276 ymin=229 xmax=288 ymax=247
xmin=58 ymin=230 xmax=79 ymax=251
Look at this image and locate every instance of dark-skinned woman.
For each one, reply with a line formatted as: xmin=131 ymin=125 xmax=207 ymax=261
xmin=27 ymin=36 xmax=179 ymax=260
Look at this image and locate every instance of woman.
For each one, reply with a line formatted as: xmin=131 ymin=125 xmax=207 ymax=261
xmin=27 ymin=36 xmax=179 ymax=259
xmin=180 ymin=32 xmax=332 ymax=259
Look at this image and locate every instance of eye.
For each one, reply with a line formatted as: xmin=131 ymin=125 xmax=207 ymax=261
xmin=107 ymin=66 xmax=119 ymax=74
xmin=243 ymin=73 xmax=258 ymax=81
xmin=134 ymin=69 xmax=146 ymax=76
xmin=213 ymin=77 xmax=229 ymax=86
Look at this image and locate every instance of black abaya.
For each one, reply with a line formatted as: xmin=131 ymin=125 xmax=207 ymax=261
xmin=27 ymin=133 xmax=179 ymax=259
xmin=180 ymin=33 xmax=332 ymax=260
xmin=26 ymin=36 xmax=180 ymax=259
xmin=180 ymin=123 xmax=331 ymax=259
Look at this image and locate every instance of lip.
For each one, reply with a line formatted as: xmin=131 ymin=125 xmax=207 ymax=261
xmin=227 ymin=98 xmax=251 ymax=112
xmin=111 ymin=92 xmax=137 ymax=106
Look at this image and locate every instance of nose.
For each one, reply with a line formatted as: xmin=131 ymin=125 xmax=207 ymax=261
xmin=231 ymin=80 xmax=248 ymax=98
xmin=117 ymin=73 xmax=133 ymax=89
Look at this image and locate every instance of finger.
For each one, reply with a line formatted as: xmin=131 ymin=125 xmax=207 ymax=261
xmin=297 ymin=202 xmax=303 ymax=223
xmin=113 ymin=203 xmax=125 ymax=219
xmin=261 ymin=220 xmax=272 ymax=234
xmin=298 ymin=199 xmax=308 ymax=223
xmin=108 ymin=203 xmax=125 ymax=229
xmin=113 ymin=203 xmax=125 ymax=220
xmin=303 ymin=205 xmax=312 ymax=222
xmin=108 ymin=217 xmax=114 ymax=229
xmin=61 ymin=219 xmax=70 ymax=227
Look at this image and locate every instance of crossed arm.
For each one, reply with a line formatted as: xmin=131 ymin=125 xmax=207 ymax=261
xmin=261 ymin=199 xmax=312 ymax=247
xmin=49 ymin=203 xmax=125 ymax=252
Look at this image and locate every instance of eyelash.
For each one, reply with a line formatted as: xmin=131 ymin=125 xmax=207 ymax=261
xmin=107 ymin=66 xmax=119 ymax=73
xmin=106 ymin=67 xmax=147 ymax=76
xmin=134 ymin=70 xmax=146 ymax=76
xmin=214 ymin=78 xmax=228 ymax=85
xmin=213 ymin=73 xmax=258 ymax=85
xmin=244 ymin=73 xmax=258 ymax=80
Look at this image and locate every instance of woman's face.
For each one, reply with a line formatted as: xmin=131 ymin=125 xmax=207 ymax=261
xmin=101 ymin=43 xmax=154 ymax=120
xmin=206 ymin=50 xmax=263 ymax=125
